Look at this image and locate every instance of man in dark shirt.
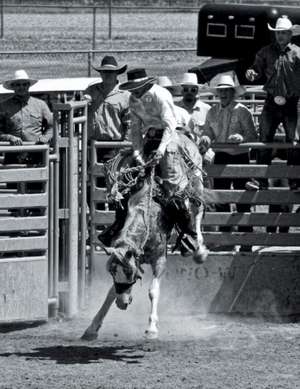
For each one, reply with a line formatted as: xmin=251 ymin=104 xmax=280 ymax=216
xmin=246 ymin=15 xmax=300 ymax=190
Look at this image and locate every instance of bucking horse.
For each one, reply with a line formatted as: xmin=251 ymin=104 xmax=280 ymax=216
xmin=82 ymin=134 xmax=209 ymax=340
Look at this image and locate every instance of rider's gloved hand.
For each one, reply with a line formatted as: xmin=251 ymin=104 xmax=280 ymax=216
xmin=153 ymin=150 xmax=163 ymax=163
xmin=198 ymin=135 xmax=211 ymax=154
xmin=134 ymin=153 xmax=145 ymax=167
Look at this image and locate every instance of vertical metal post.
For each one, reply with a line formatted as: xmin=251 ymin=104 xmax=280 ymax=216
xmin=67 ymin=107 xmax=79 ymax=317
xmin=88 ymin=51 xmax=92 ymax=77
xmin=0 ymin=0 xmax=3 ymax=39
xmin=79 ymin=102 xmax=88 ymax=308
xmin=92 ymin=6 xmax=96 ymax=60
xmin=108 ymin=0 xmax=112 ymax=40
xmin=52 ymin=108 xmax=60 ymax=317
xmin=90 ymin=140 xmax=97 ymax=280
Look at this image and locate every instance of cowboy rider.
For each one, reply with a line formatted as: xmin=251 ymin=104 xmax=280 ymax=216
xmin=101 ymin=68 xmax=208 ymax=263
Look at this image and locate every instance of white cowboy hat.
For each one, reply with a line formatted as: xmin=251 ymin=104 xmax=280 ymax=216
xmin=3 ymin=69 xmax=37 ymax=90
xmin=178 ymin=72 xmax=201 ymax=87
xmin=119 ymin=68 xmax=156 ymax=91
xmin=209 ymin=73 xmax=246 ymax=97
xmin=268 ymin=15 xmax=296 ymax=32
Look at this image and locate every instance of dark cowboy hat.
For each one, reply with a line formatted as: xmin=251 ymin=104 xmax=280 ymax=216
xmin=119 ymin=68 xmax=156 ymax=91
xmin=92 ymin=55 xmax=127 ymax=74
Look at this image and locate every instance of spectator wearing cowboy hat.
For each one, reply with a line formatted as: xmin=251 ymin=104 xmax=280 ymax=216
xmin=84 ymin=55 xmax=131 ymax=218
xmin=0 ymin=69 xmax=53 ymax=218
xmin=0 ymin=69 xmax=53 ymax=149
xmin=245 ymin=15 xmax=300 ymax=190
xmin=84 ymin=55 xmax=131 ymax=152
xmin=175 ymin=72 xmax=214 ymax=184
xmin=199 ymin=73 xmax=258 ymax=252
xmin=116 ymin=67 xmax=209 ymax=263
xmin=175 ymin=73 xmax=211 ymax=144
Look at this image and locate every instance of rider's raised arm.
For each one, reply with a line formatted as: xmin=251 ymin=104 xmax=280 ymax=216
xmin=155 ymin=87 xmax=177 ymax=155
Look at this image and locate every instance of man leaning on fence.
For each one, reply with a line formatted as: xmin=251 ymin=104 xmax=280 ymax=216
xmin=83 ymin=55 xmax=131 ymax=163
xmin=245 ymin=15 xmax=300 ymax=191
xmin=0 ymin=69 xmax=53 ymax=153
xmin=199 ymin=73 xmax=258 ymax=252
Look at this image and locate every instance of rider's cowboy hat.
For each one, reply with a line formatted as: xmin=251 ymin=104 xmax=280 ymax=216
xmin=119 ymin=68 xmax=156 ymax=91
xmin=3 ymin=69 xmax=37 ymax=90
xmin=209 ymin=73 xmax=246 ymax=97
xmin=92 ymin=55 xmax=127 ymax=74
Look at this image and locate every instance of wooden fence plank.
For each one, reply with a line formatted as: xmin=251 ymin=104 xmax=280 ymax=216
xmin=0 ymin=217 xmax=48 ymax=232
xmin=0 ymin=193 xmax=48 ymax=208
xmin=206 ymin=164 xmax=300 ymax=178
xmin=203 ymin=232 xmax=300 ymax=246
xmin=209 ymin=189 xmax=300 ymax=204
xmin=0 ymin=236 xmax=48 ymax=251
xmin=203 ymin=212 xmax=300 ymax=226
xmin=0 ymin=167 xmax=48 ymax=182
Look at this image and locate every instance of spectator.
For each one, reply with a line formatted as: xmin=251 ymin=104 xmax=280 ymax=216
xmin=199 ymin=73 xmax=258 ymax=252
xmin=0 ymin=69 xmax=53 ymax=151
xmin=245 ymin=15 xmax=300 ymax=191
xmin=175 ymin=72 xmax=211 ymax=144
xmin=175 ymin=72 xmax=214 ymax=189
xmin=84 ymin=55 xmax=131 ymax=162
xmin=83 ymin=55 xmax=131 ymax=224
xmin=0 ymin=69 xmax=53 ymax=218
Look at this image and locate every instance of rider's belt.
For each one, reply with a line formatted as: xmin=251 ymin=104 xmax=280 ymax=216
xmin=146 ymin=128 xmax=164 ymax=139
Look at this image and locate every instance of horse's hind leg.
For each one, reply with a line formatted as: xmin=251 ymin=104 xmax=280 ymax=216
xmin=81 ymin=285 xmax=116 ymax=341
xmin=145 ymin=277 xmax=160 ymax=340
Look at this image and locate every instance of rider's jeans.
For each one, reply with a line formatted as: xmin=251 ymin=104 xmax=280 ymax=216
xmin=159 ymin=132 xmax=203 ymax=197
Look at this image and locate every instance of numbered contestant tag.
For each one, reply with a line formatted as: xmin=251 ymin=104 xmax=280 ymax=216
xmin=274 ymin=96 xmax=286 ymax=105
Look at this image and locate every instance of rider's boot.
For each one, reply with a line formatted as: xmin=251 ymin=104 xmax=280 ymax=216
xmin=98 ymin=200 xmax=128 ymax=247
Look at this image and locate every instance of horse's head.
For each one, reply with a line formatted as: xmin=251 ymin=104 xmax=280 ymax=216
xmin=106 ymin=245 xmax=143 ymax=310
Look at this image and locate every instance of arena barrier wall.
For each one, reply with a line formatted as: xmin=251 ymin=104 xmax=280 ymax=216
xmin=0 ymin=144 xmax=49 ymax=322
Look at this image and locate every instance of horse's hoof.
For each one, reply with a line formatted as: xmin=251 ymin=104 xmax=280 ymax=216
xmin=193 ymin=246 xmax=209 ymax=264
xmin=144 ymin=330 xmax=158 ymax=340
xmin=81 ymin=331 xmax=98 ymax=341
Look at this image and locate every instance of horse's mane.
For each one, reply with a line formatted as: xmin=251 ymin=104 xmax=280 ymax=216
xmin=113 ymin=172 xmax=168 ymax=261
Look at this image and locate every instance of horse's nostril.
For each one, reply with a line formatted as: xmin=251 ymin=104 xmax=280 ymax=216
xmin=116 ymin=299 xmax=128 ymax=310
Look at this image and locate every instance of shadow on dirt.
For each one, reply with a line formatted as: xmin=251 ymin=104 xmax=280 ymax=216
xmin=0 ymin=321 xmax=46 ymax=333
xmin=0 ymin=345 xmax=145 ymax=365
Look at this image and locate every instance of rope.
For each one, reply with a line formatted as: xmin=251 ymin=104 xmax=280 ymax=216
xmin=139 ymin=165 xmax=155 ymax=254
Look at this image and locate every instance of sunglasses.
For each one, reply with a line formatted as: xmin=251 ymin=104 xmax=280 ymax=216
xmin=11 ymin=82 xmax=30 ymax=87
xmin=182 ymin=86 xmax=198 ymax=94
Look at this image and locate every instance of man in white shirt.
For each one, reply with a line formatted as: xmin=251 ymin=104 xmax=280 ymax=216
xmin=118 ymin=68 xmax=208 ymax=263
xmin=176 ymin=72 xmax=211 ymax=145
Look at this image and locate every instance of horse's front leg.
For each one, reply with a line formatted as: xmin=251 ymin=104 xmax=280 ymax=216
xmin=193 ymin=203 xmax=209 ymax=264
xmin=145 ymin=256 xmax=165 ymax=339
xmin=81 ymin=285 xmax=116 ymax=341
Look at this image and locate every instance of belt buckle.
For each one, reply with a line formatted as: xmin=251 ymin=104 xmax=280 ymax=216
xmin=274 ymin=96 xmax=286 ymax=105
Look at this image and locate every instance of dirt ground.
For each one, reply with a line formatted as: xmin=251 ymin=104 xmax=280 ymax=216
xmin=0 ymin=307 xmax=299 ymax=389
